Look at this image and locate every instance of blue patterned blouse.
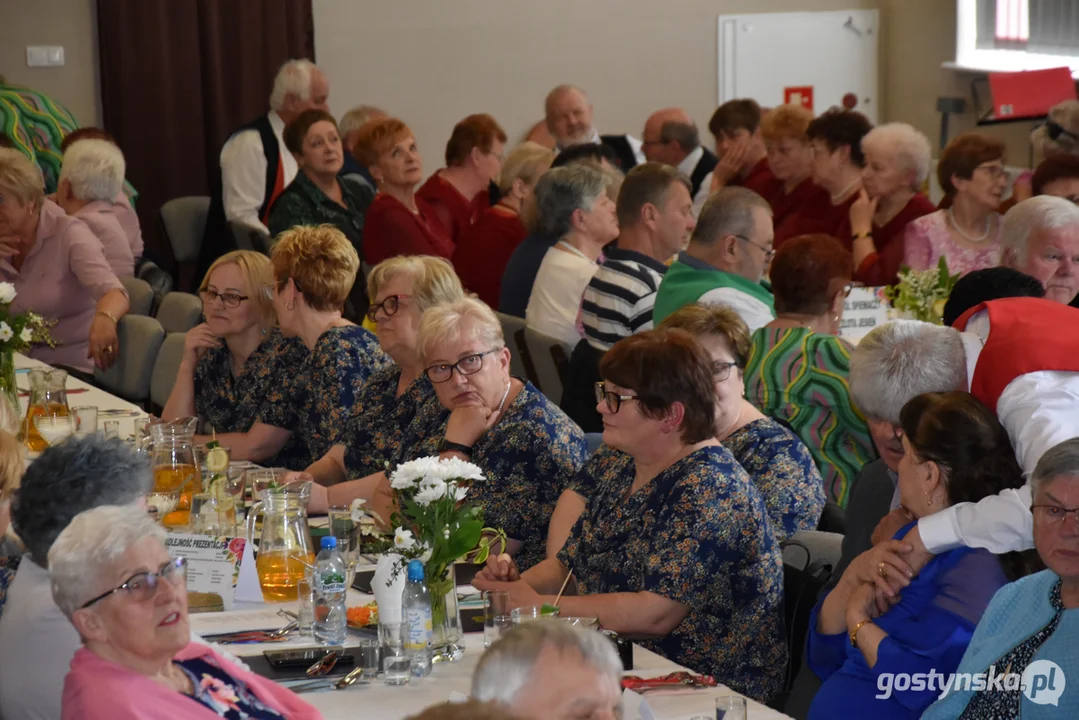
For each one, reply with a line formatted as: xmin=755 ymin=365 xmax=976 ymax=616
xmin=262 ymin=325 xmax=391 ymax=467
xmin=193 ymin=329 xmax=309 ymax=470
xmin=342 ymin=364 xmax=438 ymax=479
xmin=397 ymin=382 xmax=588 ymax=572
xmin=558 ymin=444 xmax=787 ymax=703
xmin=723 ymin=417 xmax=826 ymax=541
xmin=0 ymin=539 xmax=21 ymax=621
xmin=175 ymin=657 xmax=285 ymax=719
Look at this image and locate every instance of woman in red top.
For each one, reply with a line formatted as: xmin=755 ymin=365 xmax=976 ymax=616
xmin=353 ymin=118 xmax=453 ymax=264
xmin=452 ymin=141 xmax=555 ymax=307
xmin=840 ymin=122 xmax=936 ymax=286
xmin=760 ymin=104 xmax=829 ymax=248
xmin=778 ymin=109 xmax=873 ymax=244
xmin=416 ymin=113 xmax=507 ymax=246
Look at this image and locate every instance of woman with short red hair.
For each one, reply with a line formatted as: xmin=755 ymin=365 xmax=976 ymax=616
xmin=902 ymin=132 xmax=1007 ymax=274
xmin=417 ymin=113 xmax=508 ymax=245
xmin=744 ymin=234 xmax=875 ymax=507
xmin=761 ymin=104 xmax=829 ymax=248
xmin=354 ymin=118 xmax=452 ymax=264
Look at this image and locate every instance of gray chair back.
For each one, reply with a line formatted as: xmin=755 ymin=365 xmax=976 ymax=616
xmin=94 ymin=315 xmax=166 ymax=403
xmin=150 ymin=332 xmax=188 ymax=411
xmin=495 ymin=312 xmax=529 ymax=381
xmin=159 ymin=196 xmax=210 ymax=264
xmin=782 ymin=531 xmax=844 ymax=570
xmin=156 ymin=292 xmax=204 ymax=334
xmin=523 ymin=327 xmax=573 ymax=402
xmin=120 ymin=276 xmax=154 ymax=316
xmin=229 ymin=220 xmax=272 ymax=255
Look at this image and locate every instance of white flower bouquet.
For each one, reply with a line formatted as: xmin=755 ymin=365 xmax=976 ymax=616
xmin=0 ymin=282 xmax=55 ymax=426
xmin=884 ymin=257 xmax=961 ymax=325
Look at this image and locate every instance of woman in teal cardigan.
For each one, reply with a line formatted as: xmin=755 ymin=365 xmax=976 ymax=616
xmin=923 ymin=438 xmax=1079 ymax=719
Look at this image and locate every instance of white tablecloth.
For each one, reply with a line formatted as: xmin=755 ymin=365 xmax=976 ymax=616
xmin=191 ymin=591 xmax=792 ymax=720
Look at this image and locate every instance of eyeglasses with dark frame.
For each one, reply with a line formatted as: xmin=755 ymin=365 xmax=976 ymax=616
xmin=733 ymin=234 xmax=776 ymax=260
xmin=198 ymin=289 xmax=250 ymax=309
xmin=79 ymin=557 xmax=188 ymax=610
xmin=595 ymin=382 xmax=640 ymax=414
xmin=425 ymin=349 xmax=500 ymax=384
xmin=366 ymin=294 xmax=413 ymax=323
xmin=713 ymin=361 xmax=740 ymax=382
xmin=1031 ymin=504 xmax=1079 ymax=526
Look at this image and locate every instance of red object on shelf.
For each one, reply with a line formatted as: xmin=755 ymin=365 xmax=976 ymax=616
xmin=988 ymin=67 xmax=1076 ymax=120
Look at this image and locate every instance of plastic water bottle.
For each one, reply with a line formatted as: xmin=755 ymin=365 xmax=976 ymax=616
xmin=402 ymin=559 xmax=433 ymax=677
xmin=313 ymin=536 xmax=347 ymax=646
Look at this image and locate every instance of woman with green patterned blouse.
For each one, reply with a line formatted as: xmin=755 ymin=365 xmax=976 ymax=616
xmin=744 ymin=234 xmax=876 ymax=507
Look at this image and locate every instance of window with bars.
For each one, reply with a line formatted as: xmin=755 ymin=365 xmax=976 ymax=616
xmin=976 ymin=0 xmax=1079 ymax=56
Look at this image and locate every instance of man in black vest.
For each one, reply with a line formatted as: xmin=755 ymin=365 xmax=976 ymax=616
xmin=544 ymin=84 xmax=643 ymax=173
xmin=198 ymin=59 xmax=330 ymax=284
xmin=641 ymin=108 xmax=718 ymax=218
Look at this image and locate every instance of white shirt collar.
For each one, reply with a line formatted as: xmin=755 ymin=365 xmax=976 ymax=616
xmin=677 ymin=146 xmax=705 ymax=176
xmin=957 ymin=308 xmax=990 ymax=390
xmin=268 ymin=110 xmax=287 ymax=137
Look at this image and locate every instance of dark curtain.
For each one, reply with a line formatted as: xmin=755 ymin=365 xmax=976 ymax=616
xmin=97 ymin=0 xmax=314 ymax=270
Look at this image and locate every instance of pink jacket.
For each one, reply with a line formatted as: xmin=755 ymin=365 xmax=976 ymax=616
xmin=75 ymin=199 xmax=136 ymax=277
xmin=62 ymin=643 xmax=323 ymax=720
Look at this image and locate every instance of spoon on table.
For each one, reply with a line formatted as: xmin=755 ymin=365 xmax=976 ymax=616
xmin=292 ymin=664 xmax=370 ymax=693
xmin=305 ymin=650 xmax=339 ymax=678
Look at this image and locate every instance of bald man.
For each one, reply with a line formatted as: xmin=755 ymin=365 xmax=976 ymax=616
xmin=642 ymin=108 xmax=718 ymax=217
xmin=544 ymin=84 xmax=643 ymax=171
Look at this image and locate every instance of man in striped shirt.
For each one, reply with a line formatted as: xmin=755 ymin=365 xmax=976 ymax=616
xmin=562 ymin=163 xmax=696 ymax=430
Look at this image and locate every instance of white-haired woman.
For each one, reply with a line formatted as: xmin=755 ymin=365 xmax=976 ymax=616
xmin=313 ymin=298 xmax=588 ymax=572
xmin=162 ymin=250 xmax=309 ymax=468
xmin=0 ymin=148 xmax=129 ymax=372
xmin=841 ymin=123 xmax=936 ymax=286
xmin=453 ymin=142 xmax=556 ymax=307
xmin=525 ymin=164 xmax=619 ymax=348
xmin=55 ymin=138 xmax=134 ymax=277
xmin=300 ymin=255 xmax=466 ymax=483
xmin=49 ymin=505 xmax=321 ymax=719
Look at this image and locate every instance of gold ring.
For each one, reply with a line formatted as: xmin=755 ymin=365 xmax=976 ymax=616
xmin=105 ymin=346 xmax=114 ymax=353
xmin=878 ymin=562 xmax=887 ymax=577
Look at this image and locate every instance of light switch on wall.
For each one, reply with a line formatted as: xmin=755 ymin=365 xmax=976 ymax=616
xmin=26 ymin=46 xmax=66 ymax=68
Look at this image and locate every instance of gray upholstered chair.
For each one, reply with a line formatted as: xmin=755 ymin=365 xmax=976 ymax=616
xmin=523 ymin=326 xmax=573 ymax=402
xmin=150 ymin=332 xmax=188 ymax=412
xmin=495 ymin=311 xmax=530 ymax=383
xmin=158 ymin=196 xmax=210 ymax=292
xmin=94 ymin=315 xmax=166 ymax=405
xmin=156 ymin=292 xmax=204 ymax=334
xmin=120 ymin=276 xmax=154 ymax=316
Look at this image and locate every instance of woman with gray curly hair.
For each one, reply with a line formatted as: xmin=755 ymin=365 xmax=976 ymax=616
xmin=525 ymin=163 xmax=619 ymax=347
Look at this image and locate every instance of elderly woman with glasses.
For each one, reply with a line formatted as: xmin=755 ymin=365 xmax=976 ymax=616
xmin=50 ymin=505 xmax=322 ymax=719
xmin=923 ymin=437 xmax=1079 ymax=718
xmin=298 ymin=255 xmax=465 ymax=485
xmin=661 ymin=304 xmax=825 ymax=540
xmin=745 ymin=234 xmax=874 ymax=508
xmin=261 ymin=225 xmax=390 ymax=468
xmin=162 ymin=250 xmax=309 ymax=468
xmin=475 ymin=328 xmax=785 ymax=702
xmin=313 ymin=297 xmax=587 ymax=571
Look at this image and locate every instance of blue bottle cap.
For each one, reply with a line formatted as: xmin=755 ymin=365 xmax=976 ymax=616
xmin=407 ymin=559 xmax=425 ymax=581
xmin=321 ymin=536 xmax=337 ymax=550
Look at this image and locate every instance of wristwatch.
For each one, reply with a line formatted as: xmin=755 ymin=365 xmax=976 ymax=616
xmin=437 ymin=438 xmax=473 ymax=457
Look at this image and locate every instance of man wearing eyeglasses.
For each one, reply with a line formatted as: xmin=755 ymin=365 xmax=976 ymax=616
xmin=652 ymin=186 xmax=775 ymax=331
xmin=640 ymin=108 xmax=717 ymax=218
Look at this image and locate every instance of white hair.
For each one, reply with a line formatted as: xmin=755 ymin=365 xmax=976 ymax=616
xmin=1032 ymin=438 xmax=1079 ymax=497
xmin=48 ymin=504 xmax=166 ymax=619
xmin=849 ymin=320 xmax=967 ymax=424
xmin=269 ymin=59 xmax=319 ymax=111
xmin=1002 ymin=195 xmax=1079 ymax=266
xmin=338 ymin=105 xmax=387 ymax=139
xmin=471 ymin=621 xmax=622 ymax=704
xmin=861 ymin=122 xmax=933 ymax=189
xmin=58 ymin=139 xmax=125 ymax=202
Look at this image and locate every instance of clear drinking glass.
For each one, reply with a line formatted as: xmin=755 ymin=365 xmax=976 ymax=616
xmin=103 ymin=420 xmax=120 ymax=440
xmin=247 ymin=468 xmax=280 ymax=501
xmin=483 ymin=590 xmax=512 ymax=647
xmin=327 ymin=505 xmax=359 ymax=587
xmin=715 ymin=695 xmax=747 ymax=720
xmin=190 ymin=493 xmax=219 ymax=535
xmin=72 ymin=406 xmax=98 ymax=436
xmin=511 ymin=605 xmax=559 ymax=625
xmin=379 ymin=622 xmax=411 ymax=685
xmin=357 ymin=637 xmax=379 ymax=678
xmin=295 ymin=567 xmax=315 ymax=636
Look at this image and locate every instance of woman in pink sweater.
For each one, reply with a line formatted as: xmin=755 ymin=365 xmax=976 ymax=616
xmin=48 ymin=505 xmax=322 ymax=720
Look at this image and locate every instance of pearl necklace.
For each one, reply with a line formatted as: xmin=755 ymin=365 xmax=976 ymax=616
xmin=830 ymin=178 xmax=861 ymax=204
xmin=946 ymin=207 xmax=991 ymax=243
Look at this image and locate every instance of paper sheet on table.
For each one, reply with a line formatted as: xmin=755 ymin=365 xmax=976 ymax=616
xmin=621 ymin=690 xmax=656 ymax=720
xmin=188 ymin=607 xmax=292 ymax=635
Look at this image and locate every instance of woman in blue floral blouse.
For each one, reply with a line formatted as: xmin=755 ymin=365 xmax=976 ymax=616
xmin=315 ymin=298 xmax=587 ymax=571
xmin=474 ymin=329 xmax=787 ymax=702
xmin=661 ymin=304 xmax=826 ymax=540
xmin=262 ymin=225 xmax=391 ymax=469
xmin=301 ymin=255 xmax=465 ymax=484
xmin=162 ymin=250 xmax=309 ymax=468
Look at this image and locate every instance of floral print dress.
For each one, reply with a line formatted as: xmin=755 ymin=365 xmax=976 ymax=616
xmin=723 ymin=417 xmax=827 ymax=540
xmin=559 ymin=444 xmax=787 ymax=703
xmin=193 ymin=329 xmax=309 ymax=469
xmin=262 ymin=325 xmax=391 ymax=467
xmin=175 ymin=657 xmax=284 ymax=719
xmin=396 ymin=381 xmax=588 ymax=572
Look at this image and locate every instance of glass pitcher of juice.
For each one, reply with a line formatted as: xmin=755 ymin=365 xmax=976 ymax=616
xmin=149 ymin=417 xmax=201 ymax=527
xmin=22 ymin=368 xmax=71 ymax=452
xmin=246 ymin=482 xmax=315 ymax=602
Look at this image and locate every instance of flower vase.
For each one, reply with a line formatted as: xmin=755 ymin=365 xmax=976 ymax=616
xmin=372 ymin=553 xmax=407 ymax=624
xmin=428 ymin=562 xmax=464 ymax=662
xmin=0 ymin=352 xmax=20 ymax=437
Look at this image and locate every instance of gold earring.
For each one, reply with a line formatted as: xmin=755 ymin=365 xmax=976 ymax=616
xmin=925 ymin=493 xmax=933 ymax=507
xmin=286 ymin=301 xmax=295 ymax=311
